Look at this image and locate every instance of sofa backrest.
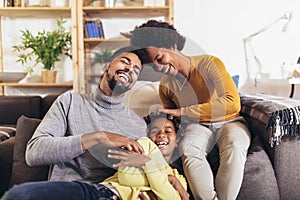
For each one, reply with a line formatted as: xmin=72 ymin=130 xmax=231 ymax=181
xmin=0 ymin=95 xmax=59 ymax=125
xmin=0 ymin=96 xmax=41 ymax=125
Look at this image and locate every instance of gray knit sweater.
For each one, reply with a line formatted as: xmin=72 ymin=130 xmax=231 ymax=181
xmin=26 ymin=87 xmax=147 ymax=183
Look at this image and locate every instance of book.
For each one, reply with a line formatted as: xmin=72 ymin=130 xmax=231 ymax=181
xmin=96 ymin=19 xmax=105 ymax=38
xmin=14 ymin=0 xmax=21 ymax=6
xmin=84 ymin=20 xmax=93 ymax=38
xmin=4 ymin=0 xmax=13 ymax=7
xmin=90 ymin=21 xmax=100 ymax=38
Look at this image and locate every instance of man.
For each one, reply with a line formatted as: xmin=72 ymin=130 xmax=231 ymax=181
xmin=130 ymin=20 xmax=251 ymax=200
xmin=2 ymin=46 xmax=148 ymax=200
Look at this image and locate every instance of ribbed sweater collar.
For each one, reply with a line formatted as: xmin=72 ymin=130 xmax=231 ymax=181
xmin=94 ymin=86 xmax=125 ymax=110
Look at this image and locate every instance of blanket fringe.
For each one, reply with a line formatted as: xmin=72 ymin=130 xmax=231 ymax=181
xmin=268 ymin=106 xmax=300 ymax=147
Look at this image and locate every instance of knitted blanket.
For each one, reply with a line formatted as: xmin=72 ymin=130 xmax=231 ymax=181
xmin=240 ymin=93 xmax=300 ymax=147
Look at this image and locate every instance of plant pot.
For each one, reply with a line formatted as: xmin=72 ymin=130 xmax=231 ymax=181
xmin=41 ymin=70 xmax=57 ymax=83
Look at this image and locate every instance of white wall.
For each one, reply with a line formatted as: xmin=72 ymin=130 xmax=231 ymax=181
xmin=3 ymin=0 xmax=300 ymax=98
xmin=174 ymin=0 xmax=300 ymax=98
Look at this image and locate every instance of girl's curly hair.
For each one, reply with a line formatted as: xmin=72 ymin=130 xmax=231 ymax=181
xmin=144 ymin=112 xmax=182 ymax=138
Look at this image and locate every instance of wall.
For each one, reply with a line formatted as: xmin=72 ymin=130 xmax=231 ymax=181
xmin=2 ymin=0 xmax=300 ymax=98
xmin=173 ymin=0 xmax=300 ymax=99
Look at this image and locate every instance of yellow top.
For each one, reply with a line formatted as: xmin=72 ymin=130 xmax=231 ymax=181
xmin=159 ymin=54 xmax=240 ymax=123
xmin=101 ymin=137 xmax=187 ymax=200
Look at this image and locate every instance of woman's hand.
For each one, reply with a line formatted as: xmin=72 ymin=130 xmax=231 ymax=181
xmin=157 ymin=108 xmax=186 ymax=118
xmin=107 ymin=149 xmax=151 ymax=168
xmin=168 ymin=175 xmax=190 ymax=200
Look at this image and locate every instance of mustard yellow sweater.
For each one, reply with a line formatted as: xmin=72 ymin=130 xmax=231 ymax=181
xmin=159 ymin=54 xmax=240 ymax=123
xmin=101 ymin=137 xmax=187 ymax=200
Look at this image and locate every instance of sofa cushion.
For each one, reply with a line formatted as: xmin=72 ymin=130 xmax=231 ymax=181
xmin=9 ymin=116 xmax=49 ymax=188
xmin=237 ymin=136 xmax=280 ymax=200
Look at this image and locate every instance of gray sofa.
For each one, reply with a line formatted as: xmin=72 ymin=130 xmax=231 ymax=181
xmin=0 ymin=86 xmax=300 ymax=199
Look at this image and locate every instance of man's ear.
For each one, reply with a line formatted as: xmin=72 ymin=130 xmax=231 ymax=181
xmin=102 ymin=62 xmax=110 ymax=73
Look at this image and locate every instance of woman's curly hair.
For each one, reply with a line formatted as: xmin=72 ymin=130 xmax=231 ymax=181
xmin=130 ymin=20 xmax=186 ymax=51
xmin=144 ymin=112 xmax=182 ymax=138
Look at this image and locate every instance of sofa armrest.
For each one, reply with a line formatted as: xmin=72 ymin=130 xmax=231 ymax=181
xmin=240 ymin=93 xmax=300 ymax=199
xmin=0 ymin=137 xmax=14 ymax=197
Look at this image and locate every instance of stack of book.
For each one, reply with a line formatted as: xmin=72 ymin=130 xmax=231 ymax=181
xmin=84 ymin=19 xmax=105 ymax=39
xmin=2 ymin=0 xmax=21 ymax=7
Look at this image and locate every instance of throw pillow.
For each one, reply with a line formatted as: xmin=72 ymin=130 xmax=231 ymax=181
xmin=232 ymin=75 xmax=239 ymax=88
xmin=124 ymin=81 xmax=162 ymax=117
xmin=9 ymin=115 xmax=49 ymax=188
xmin=0 ymin=126 xmax=16 ymax=142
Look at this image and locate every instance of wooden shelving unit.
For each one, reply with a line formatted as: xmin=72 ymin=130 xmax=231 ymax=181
xmin=0 ymin=7 xmax=71 ymax=17
xmin=76 ymin=0 xmax=174 ymax=93
xmin=0 ymin=82 xmax=73 ymax=87
xmin=0 ymin=0 xmax=174 ymax=95
xmin=0 ymin=6 xmax=76 ymax=95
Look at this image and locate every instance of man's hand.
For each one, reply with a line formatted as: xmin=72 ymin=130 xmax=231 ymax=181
xmin=107 ymin=149 xmax=151 ymax=168
xmin=168 ymin=175 xmax=190 ymax=200
xmin=81 ymin=131 xmax=144 ymax=153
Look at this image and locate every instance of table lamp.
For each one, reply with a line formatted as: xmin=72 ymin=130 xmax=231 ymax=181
xmin=243 ymin=12 xmax=292 ymax=86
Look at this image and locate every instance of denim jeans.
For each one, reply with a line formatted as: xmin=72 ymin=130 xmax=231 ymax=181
xmin=1 ymin=181 xmax=119 ymax=200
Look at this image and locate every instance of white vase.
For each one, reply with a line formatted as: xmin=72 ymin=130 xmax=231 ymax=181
xmin=51 ymin=0 xmax=68 ymax=7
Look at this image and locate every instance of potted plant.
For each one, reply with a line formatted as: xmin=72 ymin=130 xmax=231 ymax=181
xmin=13 ymin=18 xmax=72 ymax=83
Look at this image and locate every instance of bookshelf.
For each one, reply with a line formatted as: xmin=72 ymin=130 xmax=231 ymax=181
xmin=0 ymin=0 xmax=174 ymax=95
xmin=75 ymin=0 xmax=174 ymax=93
xmin=0 ymin=6 xmax=75 ymax=95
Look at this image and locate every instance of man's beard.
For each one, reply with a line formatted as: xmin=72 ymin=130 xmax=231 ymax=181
xmin=107 ymin=74 xmax=130 ymax=95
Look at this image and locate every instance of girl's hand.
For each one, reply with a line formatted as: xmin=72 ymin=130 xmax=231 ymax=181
xmin=168 ymin=175 xmax=190 ymax=200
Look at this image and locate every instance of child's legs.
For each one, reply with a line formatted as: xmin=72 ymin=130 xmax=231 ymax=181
xmin=179 ymin=123 xmax=217 ymax=200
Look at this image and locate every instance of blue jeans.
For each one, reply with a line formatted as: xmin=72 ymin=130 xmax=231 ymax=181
xmin=1 ymin=181 xmax=119 ymax=200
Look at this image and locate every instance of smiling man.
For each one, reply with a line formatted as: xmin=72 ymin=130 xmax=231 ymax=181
xmin=2 ymin=46 xmax=149 ymax=200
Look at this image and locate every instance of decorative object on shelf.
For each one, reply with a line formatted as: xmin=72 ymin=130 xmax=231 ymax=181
xmin=120 ymin=31 xmax=132 ymax=38
xmin=243 ymin=11 xmax=292 ymax=87
xmin=105 ymin=0 xmax=115 ymax=7
xmin=41 ymin=70 xmax=57 ymax=83
xmin=27 ymin=0 xmax=51 ymax=7
xmin=51 ymin=0 xmax=69 ymax=7
xmin=0 ymin=72 xmax=26 ymax=83
xmin=12 ymin=18 xmax=72 ymax=83
xmin=123 ymin=0 xmax=142 ymax=6
xmin=89 ymin=0 xmax=104 ymax=6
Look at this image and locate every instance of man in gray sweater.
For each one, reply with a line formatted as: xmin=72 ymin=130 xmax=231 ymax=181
xmin=2 ymin=46 xmax=148 ymax=200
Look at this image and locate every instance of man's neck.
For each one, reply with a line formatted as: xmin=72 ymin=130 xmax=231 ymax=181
xmin=99 ymin=81 xmax=124 ymax=98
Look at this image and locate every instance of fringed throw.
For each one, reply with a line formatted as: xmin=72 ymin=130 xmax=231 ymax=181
xmin=240 ymin=93 xmax=300 ymax=147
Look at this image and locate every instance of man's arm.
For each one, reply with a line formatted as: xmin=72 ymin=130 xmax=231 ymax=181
xmin=26 ymin=92 xmax=144 ymax=166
